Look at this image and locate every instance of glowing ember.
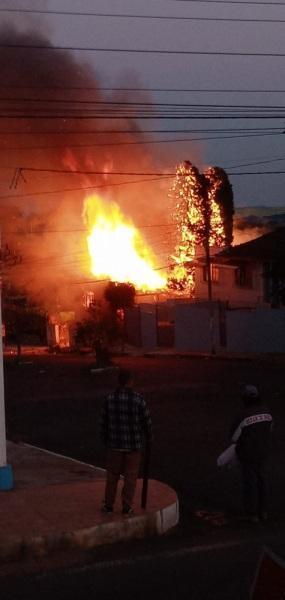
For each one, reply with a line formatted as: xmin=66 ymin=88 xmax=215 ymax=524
xmin=168 ymin=161 xmax=231 ymax=295
xmin=83 ymin=194 xmax=166 ymax=291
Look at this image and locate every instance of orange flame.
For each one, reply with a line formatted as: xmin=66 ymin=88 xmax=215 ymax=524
xmin=168 ymin=162 xmax=227 ymax=295
xmin=83 ymin=194 xmax=166 ymax=291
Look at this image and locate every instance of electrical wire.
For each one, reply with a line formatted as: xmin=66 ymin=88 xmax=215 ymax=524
xmin=0 ymin=85 xmax=285 ymax=93
xmin=15 ymin=166 xmax=285 ymax=177
xmin=169 ymin=0 xmax=285 ymax=6
xmin=0 ymin=133 xmax=281 ymax=151
xmin=2 ymin=42 xmax=285 ymax=57
xmin=0 ymin=127 xmax=281 ymax=134
xmin=4 ymin=98 xmax=285 ymax=108
xmin=0 ymin=175 xmax=173 ymax=202
xmin=2 ymin=7 xmax=285 ymax=23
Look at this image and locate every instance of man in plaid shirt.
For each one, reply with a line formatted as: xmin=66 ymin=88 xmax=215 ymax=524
xmin=100 ymin=368 xmax=152 ymax=515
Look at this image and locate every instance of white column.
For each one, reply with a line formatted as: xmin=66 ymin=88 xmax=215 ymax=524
xmin=0 ymin=230 xmax=6 ymax=467
xmin=0 ymin=260 xmax=7 ymax=467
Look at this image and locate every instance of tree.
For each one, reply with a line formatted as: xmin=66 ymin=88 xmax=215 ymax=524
xmin=168 ymin=161 xmax=234 ymax=294
xmin=104 ymin=282 xmax=136 ymax=353
xmin=3 ymin=285 xmax=46 ymax=358
xmin=104 ymin=282 xmax=136 ymax=311
xmin=74 ymin=304 xmax=114 ymax=366
xmin=204 ymin=166 xmax=234 ymax=248
xmin=1 ymin=245 xmax=46 ymax=358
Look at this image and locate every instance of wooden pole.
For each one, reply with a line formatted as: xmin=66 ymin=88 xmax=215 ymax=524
xmin=141 ymin=442 xmax=151 ymax=509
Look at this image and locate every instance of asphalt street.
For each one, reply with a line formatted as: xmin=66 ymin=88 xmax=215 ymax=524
xmin=3 ymin=353 xmax=285 ymax=598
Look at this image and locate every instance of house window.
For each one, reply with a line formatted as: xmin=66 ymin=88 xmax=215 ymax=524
xmin=203 ymin=264 xmax=219 ymax=283
xmin=83 ymin=291 xmax=95 ymax=308
xmin=211 ymin=265 xmax=220 ymax=283
xmin=235 ymin=264 xmax=253 ymax=288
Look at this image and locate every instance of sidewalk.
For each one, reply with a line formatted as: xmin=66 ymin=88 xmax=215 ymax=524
xmin=0 ymin=443 xmax=179 ymax=562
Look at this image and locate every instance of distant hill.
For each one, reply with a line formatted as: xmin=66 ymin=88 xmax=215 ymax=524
xmin=236 ymin=206 xmax=285 ymax=217
xmin=234 ymin=206 xmax=285 ymax=230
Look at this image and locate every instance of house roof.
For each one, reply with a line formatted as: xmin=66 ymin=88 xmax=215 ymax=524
xmin=215 ymin=227 xmax=285 ymax=263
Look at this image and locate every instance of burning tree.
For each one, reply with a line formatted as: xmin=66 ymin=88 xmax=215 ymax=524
xmin=204 ymin=166 xmax=234 ymax=248
xmin=168 ymin=161 xmax=234 ymax=295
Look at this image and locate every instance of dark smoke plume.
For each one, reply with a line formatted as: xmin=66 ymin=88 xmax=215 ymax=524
xmin=0 ymin=24 xmax=173 ymax=312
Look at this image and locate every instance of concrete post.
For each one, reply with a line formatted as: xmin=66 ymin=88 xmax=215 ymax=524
xmin=0 ymin=237 xmax=13 ymax=490
xmin=0 ymin=282 xmax=7 ymax=467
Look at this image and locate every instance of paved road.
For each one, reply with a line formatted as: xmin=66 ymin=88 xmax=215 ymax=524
xmin=2 ymin=533 xmax=285 ymax=599
xmin=3 ymin=353 xmax=285 ymax=597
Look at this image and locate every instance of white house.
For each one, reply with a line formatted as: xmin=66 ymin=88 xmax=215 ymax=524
xmin=195 ymin=227 xmax=285 ymax=308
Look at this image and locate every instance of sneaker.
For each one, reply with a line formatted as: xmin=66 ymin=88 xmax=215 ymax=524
xmin=101 ymin=503 xmax=113 ymax=513
xmin=122 ymin=505 xmax=134 ymax=516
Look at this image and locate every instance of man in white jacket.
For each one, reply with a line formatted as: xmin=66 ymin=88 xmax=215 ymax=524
xmin=230 ymin=385 xmax=273 ymax=523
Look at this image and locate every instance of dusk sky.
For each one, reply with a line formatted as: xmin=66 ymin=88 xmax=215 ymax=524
xmin=1 ymin=0 xmax=285 ymax=213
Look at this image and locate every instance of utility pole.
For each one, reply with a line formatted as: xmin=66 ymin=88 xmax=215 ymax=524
xmin=0 ymin=234 xmax=13 ymax=490
xmin=200 ymin=175 xmax=215 ymax=355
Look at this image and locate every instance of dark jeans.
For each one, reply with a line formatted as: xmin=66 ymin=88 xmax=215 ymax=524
xmin=105 ymin=449 xmax=141 ymax=509
xmin=240 ymin=460 xmax=268 ymax=517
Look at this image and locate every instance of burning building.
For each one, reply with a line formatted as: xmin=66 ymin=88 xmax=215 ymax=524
xmin=83 ymin=194 xmax=166 ymax=292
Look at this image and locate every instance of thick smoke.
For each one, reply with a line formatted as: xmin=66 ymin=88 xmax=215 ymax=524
xmin=0 ymin=24 xmax=176 ymax=312
xmin=233 ymin=211 xmax=285 ymax=245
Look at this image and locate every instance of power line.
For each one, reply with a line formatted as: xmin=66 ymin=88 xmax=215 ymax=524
xmin=0 ymin=176 xmax=172 ymax=201
xmin=3 ymin=98 xmax=285 ymax=110
xmin=0 ymin=131 xmax=280 ymax=151
xmin=228 ymin=170 xmax=285 ymax=175
xmin=6 ymin=223 xmax=173 ymax=235
xmin=2 ymin=42 xmax=285 ymax=57
xmin=1 ymin=85 xmax=285 ymax=93
xmin=9 ymin=166 xmax=285 ymax=177
xmin=227 ymin=155 xmax=285 ymax=168
xmin=169 ymin=0 xmax=285 ymax=5
xmin=1 ymin=114 xmax=285 ymax=120
xmin=12 ymin=167 xmax=177 ymax=176
xmin=2 ymin=7 xmax=285 ymax=23
xmin=0 ymin=127 xmax=281 ymax=134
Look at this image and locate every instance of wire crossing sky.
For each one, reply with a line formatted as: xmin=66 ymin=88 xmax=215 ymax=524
xmin=1 ymin=0 xmax=285 ymax=206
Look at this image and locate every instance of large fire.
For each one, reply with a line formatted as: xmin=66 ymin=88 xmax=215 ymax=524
xmin=168 ymin=162 xmax=233 ymax=295
xmin=83 ymin=194 xmax=166 ymax=291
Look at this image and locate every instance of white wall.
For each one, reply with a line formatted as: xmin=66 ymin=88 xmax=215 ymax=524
xmin=174 ymin=302 xmax=285 ymax=354
xmin=227 ymin=308 xmax=285 ymax=353
xmin=195 ymin=263 xmax=265 ymax=307
xmin=140 ymin=304 xmax=157 ymax=349
xmin=174 ymin=303 xmax=219 ymax=352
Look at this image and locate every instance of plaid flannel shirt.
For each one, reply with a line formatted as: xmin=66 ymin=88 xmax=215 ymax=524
xmin=100 ymin=387 xmax=152 ymax=450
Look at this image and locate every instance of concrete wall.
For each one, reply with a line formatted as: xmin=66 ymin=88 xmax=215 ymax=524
xmin=226 ymin=308 xmax=285 ymax=353
xmin=124 ymin=307 xmax=141 ymax=347
xmin=174 ymin=302 xmax=219 ymax=352
xmin=140 ymin=304 xmax=157 ymax=349
xmin=174 ymin=302 xmax=285 ymax=354
xmin=125 ymin=303 xmax=175 ymax=349
xmin=125 ymin=299 xmax=285 ymax=354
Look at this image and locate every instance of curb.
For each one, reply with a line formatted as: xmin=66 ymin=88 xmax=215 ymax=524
xmin=0 ymin=480 xmax=179 ymax=562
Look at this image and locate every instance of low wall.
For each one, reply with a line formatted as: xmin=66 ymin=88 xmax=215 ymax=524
xmin=226 ymin=308 xmax=285 ymax=353
xmin=174 ymin=303 xmax=285 ymax=354
xmin=174 ymin=303 xmax=219 ymax=353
